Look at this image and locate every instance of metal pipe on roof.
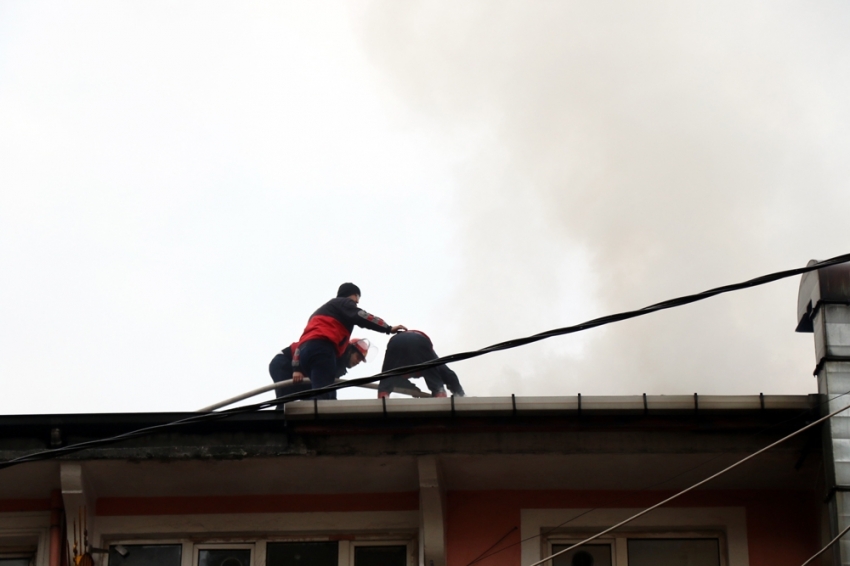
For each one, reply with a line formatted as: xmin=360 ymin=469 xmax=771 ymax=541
xmin=797 ymin=258 xmax=850 ymax=566
xmin=198 ymin=378 xmax=431 ymax=412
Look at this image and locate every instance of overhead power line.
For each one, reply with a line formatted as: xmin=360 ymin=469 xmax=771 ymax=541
xmin=800 ymin=522 xmax=850 ymax=566
xmin=0 ymin=252 xmax=848 ymax=472
xmin=466 ymin=386 xmax=850 ymax=566
xmin=528 ymin=397 xmax=850 ymax=566
xmin=223 ymin=251 xmax=850 ymax=411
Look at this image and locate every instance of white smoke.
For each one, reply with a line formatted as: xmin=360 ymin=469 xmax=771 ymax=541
xmin=356 ymin=1 xmax=850 ymax=395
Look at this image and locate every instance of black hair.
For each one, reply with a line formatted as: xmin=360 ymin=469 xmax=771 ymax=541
xmin=337 ymin=282 xmax=361 ymax=298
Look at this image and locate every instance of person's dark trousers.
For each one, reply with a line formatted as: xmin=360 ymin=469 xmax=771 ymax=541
xmin=420 ymin=369 xmax=450 ymax=395
xmin=378 ymin=371 xmax=447 ymax=396
xmin=297 ymin=339 xmax=339 ymax=400
xmin=269 ymin=349 xmax=311 ymax=410
xmin=433 ymin=366 xmax=464 ymax=395
xmin=381 ymin=331 xmax=465 ymax=396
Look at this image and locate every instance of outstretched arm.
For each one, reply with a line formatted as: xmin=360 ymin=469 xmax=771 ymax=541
xmin=339 ymin=298 xmax=404 ymax=334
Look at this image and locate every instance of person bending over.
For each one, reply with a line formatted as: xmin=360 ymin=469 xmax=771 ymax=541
xmin=378 ymin=330 xmax=465 ymax=398
xmin=269 ymin=338 xmax=370 ymax=408
xmin=292 ymin=282 xmax=405 ymax=399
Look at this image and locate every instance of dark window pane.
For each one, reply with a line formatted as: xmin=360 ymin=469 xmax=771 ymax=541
xmin=0 ymin=559 xmax=31 ymax=566
xmin=267 ymin=542 xmax=338 ymax=566
xmin=198 ymin=549 xmax=251 ymax=566
xmin=353 ymin=545 xmax=407 ymax=566
xmin=108 ymin=544 xmax=182 ymax=566
xmin=628 ymin=539 xmax=720 ymax=566
xmin=552 ymin=544 xmax=612 ymax=566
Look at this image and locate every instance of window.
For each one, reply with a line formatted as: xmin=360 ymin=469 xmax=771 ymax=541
xmin=196 ymin=545 xmax=253 ymax=566
xmin=265 ymin=541 xmax=411 ymax=566
xmin=0 ymin=558 xmax=32 ymax=566
xmin=267 ymin=542 xmax=338 ymax=566
xmin=199 ymin=548 xmax=252 ymax=566
xmin=552 ymin=544 xmax=612 ymax=566
xmin=548 ymin=535 xmax=724 ymax=566
xmin=527 ymin=507 xmax=740 ymax=566
xmin=106 ymin=539 xmax=413 ymax=566
xmin=108 ymin=544 xmax=182 ymax=566
xmin=352 ymin=545 xmax=407 ymax=566
xmin=627 ymin=538 xmax=720 ymax=566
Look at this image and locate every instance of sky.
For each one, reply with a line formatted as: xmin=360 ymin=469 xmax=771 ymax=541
xmin=1 ymin=1 xmax=849 ymax=414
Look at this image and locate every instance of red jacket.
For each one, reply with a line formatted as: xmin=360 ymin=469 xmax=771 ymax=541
xmin=292 ymin=297 xmax=392 ymax=369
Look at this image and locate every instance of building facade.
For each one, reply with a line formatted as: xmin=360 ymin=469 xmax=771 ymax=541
xmin=0 ymin=394 xmax=825 ymax=566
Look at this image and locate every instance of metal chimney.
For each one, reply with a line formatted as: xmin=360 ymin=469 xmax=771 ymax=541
xmin=797 ymin=260 xmax=850 ymax=565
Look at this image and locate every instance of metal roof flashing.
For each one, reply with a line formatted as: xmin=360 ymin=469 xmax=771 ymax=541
xmin=0 ymin=395 xmax=817 ymax=426
xmin=282 ymin=394 xmax=815 ymax=420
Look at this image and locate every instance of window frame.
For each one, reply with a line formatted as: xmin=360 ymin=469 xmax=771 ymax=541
xmin=345 ymin=539 xmax=416 ymax=566
xmin=546 ymin=530 xmax=729 ymax=566
xmin=0 ymin=512 xmax=50 ymax=566
xmin=547 ymin=537 xmax=617 ymax=566
xmin=521 ymin=507 xmax=747 ymax=566
xmin=104 ymin=537 xmax=417 ymax=566
xmin=263 ymin=539 xmax=339 ymax=566
xmin=194 ymin=543 xmax=255 ymax=566
xmin=104 ymin=540 xmax=188 ymax=566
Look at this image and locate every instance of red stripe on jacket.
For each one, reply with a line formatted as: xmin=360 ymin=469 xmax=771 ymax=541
xmin=297 ymin=315 xmax=351 ymax=356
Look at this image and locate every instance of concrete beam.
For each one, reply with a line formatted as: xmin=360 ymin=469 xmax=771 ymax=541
xmin=418 ymin=456 xmax=447 ymax=566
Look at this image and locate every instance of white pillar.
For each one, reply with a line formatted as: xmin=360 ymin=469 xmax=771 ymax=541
xmin=60 ymin=463 xmax=96 ymax=557
xmin=418 ymin=456 xmax=447 ymax=566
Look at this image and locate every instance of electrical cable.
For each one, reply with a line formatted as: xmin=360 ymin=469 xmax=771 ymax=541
xmin=528 ymin=397 xmax=850 ymax=566
xmin=0 ymin=252 xmax=848 ymax=472
xmin=465 ymin=386 xmax=850 ymax=566
xmin=464 ymin=526 xmax=518 ymax=566
xmin=799 ymin=522 xmax=850 ymax=566
xmin=209 ymin=252 xmax=850 ymax=412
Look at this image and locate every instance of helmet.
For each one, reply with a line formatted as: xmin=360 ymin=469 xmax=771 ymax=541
xmin=349 ymin=338 xmax=370 ymax=362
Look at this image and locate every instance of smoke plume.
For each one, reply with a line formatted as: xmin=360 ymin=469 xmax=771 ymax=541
xmin=357 ymin=1 xmax=850 ymax=396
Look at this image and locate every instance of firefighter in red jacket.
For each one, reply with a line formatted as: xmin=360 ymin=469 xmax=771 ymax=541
xmin=291 ymin=282 xmax=406 ymax=399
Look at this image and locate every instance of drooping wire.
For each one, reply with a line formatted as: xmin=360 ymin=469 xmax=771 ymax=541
xmin=0 ymin=252 xmax=848 ymax=472
xmin=251 ymin=251 xmax=850 ymax=409
xmin=528 ymin=398 xmax=850 ymax=566
xmin=465 ymin=386 xmax=850 ymax=566
xmin=799 ymin=522 xmax=850 ymax=566
xmin=464 ymin=526 xmax=519 ymax=566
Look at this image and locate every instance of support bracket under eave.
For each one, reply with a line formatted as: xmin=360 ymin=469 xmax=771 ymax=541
xmin=418 ymin=456 xmax=447 ymax=566
xmin=60 ymin=463 xmax=96 ymax=557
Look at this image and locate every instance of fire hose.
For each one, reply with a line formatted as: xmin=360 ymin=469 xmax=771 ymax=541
xmin=199 ymin=377 xmax=431 ymax=412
